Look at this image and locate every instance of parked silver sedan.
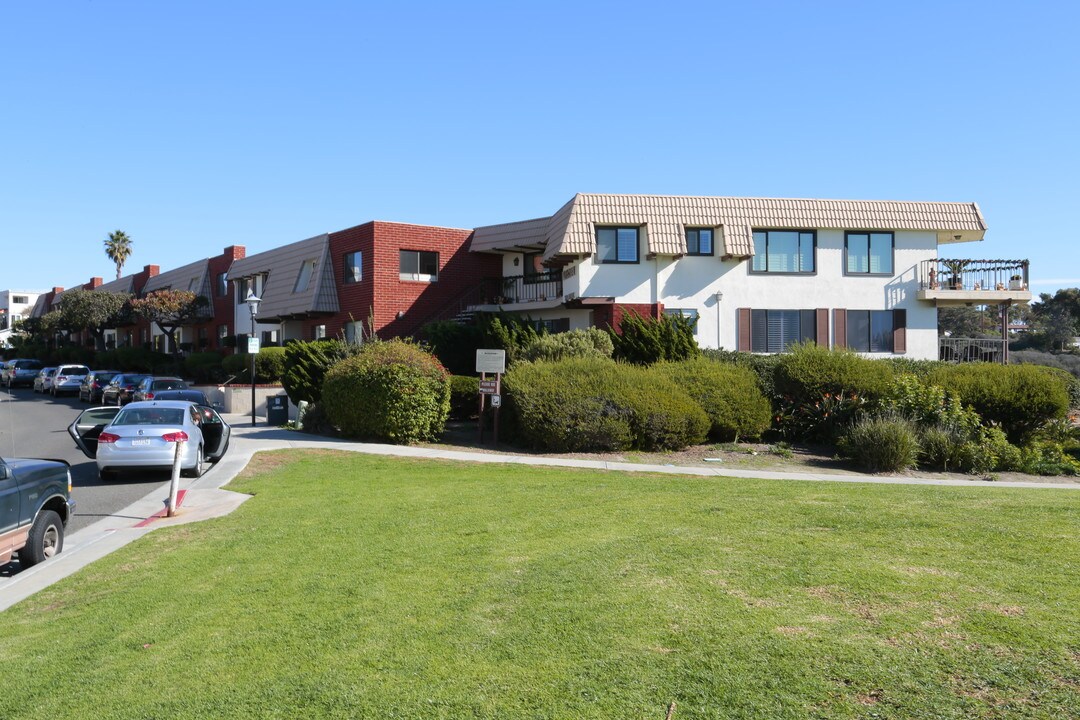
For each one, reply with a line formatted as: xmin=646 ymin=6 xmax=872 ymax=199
xmin=68 ymin=400 xmax=231 ymax=481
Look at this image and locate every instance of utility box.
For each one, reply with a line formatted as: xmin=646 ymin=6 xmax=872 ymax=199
xmin=266 ymin=395 xmax=289 ymax=425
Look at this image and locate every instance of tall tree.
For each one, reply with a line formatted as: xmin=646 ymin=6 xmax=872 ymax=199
xmin=57 ymin=289 xmax=132 ymax=351
xmin=129 ymin=289 xmax=209 ymax=355
xmin=104 ymin=230 xmax=133 ymax=280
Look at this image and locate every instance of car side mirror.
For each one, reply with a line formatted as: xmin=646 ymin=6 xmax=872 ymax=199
xmin=0 ymin=465 xmax=10 ymax=481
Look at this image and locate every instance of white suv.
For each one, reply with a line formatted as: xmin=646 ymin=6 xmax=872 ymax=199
xmin=51 ymin=365 xmax=90 ymax=397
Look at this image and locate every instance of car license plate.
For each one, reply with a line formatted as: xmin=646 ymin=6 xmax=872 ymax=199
xmin=131 ymin=439 xmax=151 ymax=446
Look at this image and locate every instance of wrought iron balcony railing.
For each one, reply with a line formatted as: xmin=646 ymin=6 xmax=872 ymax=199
xmin=939 ymin=337 xmax=1007 ymax=364
xmin=919 ymin=259 xmax=1029 ymax=292
xmin=480 ymin=271 xmax=563 ymax=305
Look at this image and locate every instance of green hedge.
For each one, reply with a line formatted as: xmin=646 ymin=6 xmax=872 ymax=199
xmin=773 ymin=343 xmax=895 ymax=404
xmin=321 ymin=340 xmax=450 ymax=443
xmin=926 ymin=363 xmax=1070 ymax=443
xmin=609 ymin=310 xmax=699 ymax=365
xmin=184 ymin=351 xmax=225 ymax=383
xmin=653 ymin=358 xmax=772 ymax=441
xmin=449 ymin=375 xmax=480 ymax=420
xmin=222 ymin=347 xmax=287 ymax=383
xmin=701 ymin=349 xmax=782 ymax=400
xmin=519 ymin=328 xmax=614 ymax=363
xmin=504 ymin=358 xmax=709 ymax=452
xmin=837 ymin=415 xmax=920 ymax=472
xmin=281 ymin=340 xmax=362 ymax=404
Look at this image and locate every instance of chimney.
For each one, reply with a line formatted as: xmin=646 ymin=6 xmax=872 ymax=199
xmin=144 ymin=265 xmax=160 ymax=277
xmin=88 ymin=277 xmax=103 ymax=289
xmin=224 ymin=245 xmax=246 ymax=260
xmin=52 ymin=286 xmax=64 ymax=294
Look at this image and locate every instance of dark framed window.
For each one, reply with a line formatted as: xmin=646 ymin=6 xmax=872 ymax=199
xmin=294 ymin=259 xmax=316 ymax=293
xmin=751 ymin=230 xmax=816 ymax=273
xmin=217 ymin=324 xmax=229 ymax=341
xmin=685 ymin=228 xmax=713 ymax=256
xmin=217 ymin=273 xmax=228 ymax=297
xmin=399 ymin=250 xmax=438 ymax=281
xmin=532 ymin=318 xmax=570 ymax=334
xmin=846 ymin=310 xmax=894 ymax=352
xmin=751 ymin=309 xmax=817 ymax=352
xmin=523 ymin=252 xmax=545 ymax=283
xmin=664 ymin=308 xmax=700 ymax=331
xmin=343 ymin=251 xmax=362 ymax=284
xmin=596 ymin=227 xmax=639 ymax=264
xmin=845 ymin=232 xmax=894 ymax=275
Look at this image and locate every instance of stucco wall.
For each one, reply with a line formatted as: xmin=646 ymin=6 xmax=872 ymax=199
xmin=567 ymin=230 xmax=942 ymax=359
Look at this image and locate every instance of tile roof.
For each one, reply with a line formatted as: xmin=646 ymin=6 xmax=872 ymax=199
xmin=472 ymin=194 xmax=988 ymax=261
xmin=227 ymin=234 xmax=338 ymax=321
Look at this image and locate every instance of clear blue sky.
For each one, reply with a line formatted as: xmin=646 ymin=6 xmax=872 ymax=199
xmin=2 ymin=1 xmax=1077 ymax=293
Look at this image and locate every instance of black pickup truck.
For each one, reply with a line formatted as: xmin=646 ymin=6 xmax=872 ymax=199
xmin=0 ymin=457 xmax=76 ymax=568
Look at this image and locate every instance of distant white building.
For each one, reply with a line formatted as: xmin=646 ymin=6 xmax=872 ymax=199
xmin=0 ymin=289 xmax=43 ymax=347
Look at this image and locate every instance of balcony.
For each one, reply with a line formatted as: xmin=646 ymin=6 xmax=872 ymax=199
xmin=939 ymin=337 xmax=1007 ymax=364
xmin=479 ymin=271 xmax=563 ymax=306
xmin=916 ymin=259 xmax=1031 ymax=305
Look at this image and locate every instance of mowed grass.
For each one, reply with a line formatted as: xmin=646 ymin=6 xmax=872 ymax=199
xmin=2 ymin=451 xmax=1079 ymax=719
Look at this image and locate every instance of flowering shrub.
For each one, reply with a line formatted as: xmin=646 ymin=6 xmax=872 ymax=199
xmin=775 ymin=390 xmax=869 ymax=442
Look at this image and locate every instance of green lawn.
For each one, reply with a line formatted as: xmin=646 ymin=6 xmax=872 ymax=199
xmin=3 ymin=451 xmax=1079 ymax=719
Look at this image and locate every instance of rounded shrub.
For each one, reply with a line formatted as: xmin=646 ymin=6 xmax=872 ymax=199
xmin=504 ymin=358 xmax=708 ymax=452
xmin=837 ymin=414 xmax=920 ymax=473
xmin=926 ymin=363 xmax=1070 ymax=443
xmin=222 ymin=347 xmax=287 ymax=383
xmin=184 ymin=351 xmax=224 ymax=383
xmin=773 ymin=342 xmax=894 ymax=404
xmin=653 ymin=358 xmax=772 ymax=441
xmin=321 ymin=340 xmax=451 ymax=444
xmin=519 ymin=328 xmax=614 ymax=363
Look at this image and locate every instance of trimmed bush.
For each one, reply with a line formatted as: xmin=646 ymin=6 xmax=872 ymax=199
xmin=222 ymin=347 xmax=287 ymax=383
xmin=773 ymin=343 xmax=895 ymax=405
xmin=880 ymin=357 xmax=950 ymax=379
xmin=654 ymin=358 xmax=772 ymax=441
xmin=609 ymin=310 xmax=699 ymax=365
xmin=504 ymin=358 xmax=709 ymax=452
xmin=701 ymin=349 xmax=782 ymax=401
xmin=421 ymin=321 xmax=483 ymax=376
xmin=926 ymin=363 xmax=1070 ymax=443
xmin=282 ymin=340 xmax=363 ymax=405
xmin=449 ymin=375 xmax=480 ymax=420
xmin=321 ymin=340 xmax=450 ymax=443
xmin=520 ymin=328 xmax=614 ymax=363
xmin=837 ymin=415 xmax=920 ymax=472
xmin=184 ymin=351 xmax=224 ymax=383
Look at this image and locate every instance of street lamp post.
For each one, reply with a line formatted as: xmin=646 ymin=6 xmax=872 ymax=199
xmin=245 ymin=290 xmax=261 ymax=427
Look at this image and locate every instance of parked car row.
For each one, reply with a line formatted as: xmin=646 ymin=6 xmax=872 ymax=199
xmin=2 ymin=360 xmax=210 ymax=406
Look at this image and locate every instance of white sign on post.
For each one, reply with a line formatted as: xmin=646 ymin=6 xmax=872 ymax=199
xmin=247 ymin=337 xmax=261 ymax=354
xmin=475 ymin=349 xmax=506 ymax=374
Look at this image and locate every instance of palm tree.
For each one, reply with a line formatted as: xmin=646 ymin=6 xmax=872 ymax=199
xmin=104 ymin=230 xmax=133 ymax=279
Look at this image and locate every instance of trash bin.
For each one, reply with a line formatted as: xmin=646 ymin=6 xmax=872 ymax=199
xmin=266 ymin=395 xmax=289 ymax=425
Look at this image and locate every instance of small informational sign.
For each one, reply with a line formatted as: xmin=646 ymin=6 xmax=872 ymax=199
xmin=479 ymin=379 xmax=498 ymax=394
xmin=490 ymin=394 xmax=502 ymax=408
xmin=475 ymin=349 xmax=506 ymax=374
xmin=247 ymin=337 xmax=261 ymax=354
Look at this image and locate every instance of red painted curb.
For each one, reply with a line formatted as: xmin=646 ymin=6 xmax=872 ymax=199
xmin=133 ymin=489 xmax=187 ymax=528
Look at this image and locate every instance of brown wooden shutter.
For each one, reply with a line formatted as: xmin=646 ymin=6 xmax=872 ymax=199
xmin=816 ymin=308 xmax=829 ymax=347
xmin=893 ymin=309 xmax=907 ymax=354
xmin=833 ymin=309 xmax=847 ymax=349
xmin=737 ymin=308 xmax=751 ymax=351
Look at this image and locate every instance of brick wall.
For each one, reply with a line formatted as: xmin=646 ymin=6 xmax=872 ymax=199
xmin=594 ymin=303 xmax=665 ymax=333
xmin=190 ymin=245 xmax=245 ymax=352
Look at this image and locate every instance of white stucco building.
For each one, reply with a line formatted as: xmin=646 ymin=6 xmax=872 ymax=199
xmin=0 ymin=289 xmax=43 ymax=347
xmin=468 ymin=194 xmax=1031 ymax=361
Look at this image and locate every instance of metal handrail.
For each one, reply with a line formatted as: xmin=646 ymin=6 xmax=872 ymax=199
xmin=479 ymin=271 xmax=563 ymax=305
xmin=939 ymin=337 xmax=1007 ymax=364
xmin=919 ymin=259 xmax=1029 ymax=292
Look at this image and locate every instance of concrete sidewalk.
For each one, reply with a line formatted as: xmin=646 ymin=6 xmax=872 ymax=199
xmin=3 ymin=413 xmax=1077 ymax=612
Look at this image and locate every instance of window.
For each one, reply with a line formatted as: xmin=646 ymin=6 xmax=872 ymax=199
xmin=664 ymin=308 xmax=700 ymax=331
xmin=236 ymin=274 xmax=265 ymax=304
xmin=294 ymin=259 xmax=316 ymax=293
xmin=846 ymin=232 xmax=894 ymax=275
xmin=596 ymin=227 xmax=639 ymax=263
xmin=218 ymin=324 xmax=229 ymax=341
xmin=523 ymin=252 xmax=545 ymax=283
xmin=343 ymin=252 xmax=362 ymax=284
xmin=312 ymin=324 xmax=326 ymax=340
xmin=261 ymin=330 xmax=279 ymax=347
xmin=187 ymin=277 xmax=200 ymax=292
xmin=685 ymin=228 xmax=713 ymax=256
xmin=751 ymin=310 xmax=817 ymax=352
xmin=751 ymin=230 xmax=815 ymax=273
xmin=217 ymin=273 xmax=228 ymax=297
xmin=12 ymin=295 xmax=28 ymax=304
xmin=343 ymin=321 xmax=364 ymax=343
xmin=846 ymin=310 xmax=894 ymax=353
xmin=531 ymin=318 xmax=570 ymax=333
xmin=198 ymin=327 xmax=209 ymax=348
xmin=399 ymin=250 xmax=438 ymax=281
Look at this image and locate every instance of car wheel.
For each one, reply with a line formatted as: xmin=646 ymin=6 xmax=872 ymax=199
xmin=183 ymin=446 xmax=205 ymax=479
xmin=19 ymin=510 xmax=64 ymax=568
xmin=99 ymin=468 xmax=117 ymax=482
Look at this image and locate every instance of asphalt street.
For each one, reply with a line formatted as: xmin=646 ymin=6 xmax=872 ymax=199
xmin=0 ymin=386 xmax=172 ymax=538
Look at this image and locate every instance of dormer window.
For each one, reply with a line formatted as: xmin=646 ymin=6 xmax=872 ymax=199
xmin=596 ymin=227 xmax=639 ymax=264
xmin=294 ymin=259 xmax=316 ymax=293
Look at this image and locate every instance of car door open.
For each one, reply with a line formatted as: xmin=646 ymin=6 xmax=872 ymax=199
xmin=197 ymin=406 xmax=231 ymax=461
xmin=67 ymin=407 xmax=122 ymax=459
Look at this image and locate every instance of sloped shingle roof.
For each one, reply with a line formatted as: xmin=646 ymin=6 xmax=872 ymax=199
xmin=142 ymin=258 xmax=214 ymax=319
xmin=226 ymin=234 xmax=338 ymax=321
xmin=472 ymin=194 xmax=988 ymax=262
